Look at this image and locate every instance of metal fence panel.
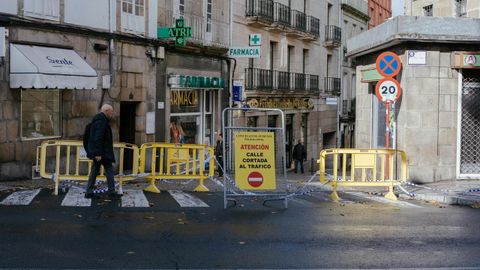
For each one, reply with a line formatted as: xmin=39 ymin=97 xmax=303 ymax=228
xmin=222 ymin=108 xmax=288 ymax=208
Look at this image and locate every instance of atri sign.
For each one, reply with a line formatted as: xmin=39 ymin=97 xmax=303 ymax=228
xmin=157 ymin=18 xmax=192 ymax=46
xmin=228 ymin=46 xmax=261 ymax=58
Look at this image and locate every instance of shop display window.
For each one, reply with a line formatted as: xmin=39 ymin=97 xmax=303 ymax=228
xmin=21 ymin=89 xmax=61 ymax=140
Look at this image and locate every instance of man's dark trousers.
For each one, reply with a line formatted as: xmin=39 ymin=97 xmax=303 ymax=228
xmin=294 ymin=159 xmax=304 ymax=174
xmin=86 ymin=160 xmax=115 ymax=194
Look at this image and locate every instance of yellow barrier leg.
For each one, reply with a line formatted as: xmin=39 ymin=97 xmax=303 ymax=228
xmin=194 ymin=178 xmax=209 ymax=192
xmin=144 ymin=177 xmax=161 ymax=193
xmin=329 ymin=182 xmax=340 ymax=202
xmin=384 ymin=183 xmax=398 ymax=201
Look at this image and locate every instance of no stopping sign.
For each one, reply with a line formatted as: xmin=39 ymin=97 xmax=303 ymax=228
xmin=375 ymin=78 xmax=401 ymax=104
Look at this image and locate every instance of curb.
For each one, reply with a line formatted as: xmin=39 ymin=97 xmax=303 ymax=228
xmin=399 ymin=192 xmax=480 ymax=207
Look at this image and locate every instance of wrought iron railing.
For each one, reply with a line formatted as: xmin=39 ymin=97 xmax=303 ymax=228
xmin=324 ymin=77 xmax=341 ymax=95
xmin=307 ymin=16 xmax=320 ymax=36
xmin=325 ymin=25 xmax=342 ymax=45
xmin=246 ymin=0 xmax=274 ymax=22
xmin=273 ymin=2 xmax=290 ymax=26
xmin=291 ymin=10 xmax=307 ymax=32
xmin=246 ymin=68 xmax=319 ymax=91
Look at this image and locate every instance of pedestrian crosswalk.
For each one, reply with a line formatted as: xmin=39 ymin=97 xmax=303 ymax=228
xmin=0 ymin=187 xmax=211 ymax=208
xmin=0 ymin=187 xmax=424 ymax=208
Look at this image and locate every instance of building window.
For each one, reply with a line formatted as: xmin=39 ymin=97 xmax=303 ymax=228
xmin=21 ymin=89 xmax=61 ymax=140
xmin=23 ymin=0 xmax=60 ymax=21
xmin=122 ymin=0 xmax=144 ymax=16
xmin=455 ymin=0 xmax=467 ymax=17
xmin=206 ymin=0 xmax=212 ymax=32
xmin=179 ymin=0 xmax=185 ymax=16
xmin=121 ymin=0 xmax=145 ymax=33
xmin=423 ymin=4 xmax=433 ymax=16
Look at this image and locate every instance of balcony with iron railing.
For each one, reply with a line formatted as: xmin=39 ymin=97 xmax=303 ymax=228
xmin=245 ymin=68 xmax=319 ymax=92
xmin=273 ymin=2 xmax=290 ymax=27
xmin=324 ymin=77 xmax=341 ymax=96
xmin=324 ymin=25 xmax=342 ymax=47
xmin=341 ymin=0 xmax=369 ymax=19
xmin=246 ymin=0 xmax=319 ymax=40
xmin=158 ymin=10 xmax=230 ymax=49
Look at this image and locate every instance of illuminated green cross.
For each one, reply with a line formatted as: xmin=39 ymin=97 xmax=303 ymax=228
xmin=157 ymin=18 xmax=192 ymax=46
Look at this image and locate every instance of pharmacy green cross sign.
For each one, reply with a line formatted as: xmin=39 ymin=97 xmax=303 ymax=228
xmin=157 ymin=18 xmax=192 ymax=46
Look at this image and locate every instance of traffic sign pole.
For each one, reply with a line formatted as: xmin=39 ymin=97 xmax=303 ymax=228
xmin=386 ymin=103 xmax=390 ymax=179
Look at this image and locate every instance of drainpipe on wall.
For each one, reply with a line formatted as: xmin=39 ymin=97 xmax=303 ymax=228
xmin=336 ymin=2 xmax=343 ymax=148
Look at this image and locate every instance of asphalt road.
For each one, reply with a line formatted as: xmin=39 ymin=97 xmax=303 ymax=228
xmin=1 ymin=186 xmax=480 ymax=269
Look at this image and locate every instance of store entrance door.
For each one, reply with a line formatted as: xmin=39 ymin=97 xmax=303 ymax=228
xmin=120 ymin=102 xmax=136 ymax=171
xmin=285 ymin=114 xmax=294 ymax=169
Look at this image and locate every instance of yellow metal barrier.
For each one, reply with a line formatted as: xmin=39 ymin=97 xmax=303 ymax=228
xmin=39 ymin=140 xmax=139 ymax=195
xmin=318 ymin=148 xmax=408 ymax=201
xmin=139 ymin=143 xmax=215 ymax=193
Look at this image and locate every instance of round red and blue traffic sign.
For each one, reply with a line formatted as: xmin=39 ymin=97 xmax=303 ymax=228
xmin=375 ymin=78 xmax=402 ymax=104
xmin=376 ymin=52 xmax=402 ymax=77
xmin=247 ymin=171 xmax=263 ymax=187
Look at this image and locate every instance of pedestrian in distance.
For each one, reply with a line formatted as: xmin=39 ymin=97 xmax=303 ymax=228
xmin=292 ymin=139 xmax=307 ymax=174
xmin=84 ymin=104 xmax=122 ymax=199
xmin=215 ymin=133 xmax=224 ymax=177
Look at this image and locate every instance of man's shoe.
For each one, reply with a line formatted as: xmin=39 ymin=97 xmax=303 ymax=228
xmin=85 ymin=193 xmax=100 ymax=199
xmin=108 ymin=192 xmax=123 ymax=199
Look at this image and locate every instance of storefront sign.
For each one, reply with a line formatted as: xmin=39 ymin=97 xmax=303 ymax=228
xmin=232 ymin=79 xmax=243 ymax=102
xmin=464 ymin=54 xmax=479 ymax=67
xmin=234 ymin=132 xmax=276 ymax=190
xmin=171 ymin=90 xmax=198 ymax=106
xmin=228 ymin=46 xmax=261 ymax=58
xmin=407 ymin=50 xmax=426 ymax=65
xmin=157 ymin=18 xmax=192 ymax=46
xmin=246 ymin=98 xmax=314 ymax=110
xmin=168 ymin=74 xmax=225 ymax=89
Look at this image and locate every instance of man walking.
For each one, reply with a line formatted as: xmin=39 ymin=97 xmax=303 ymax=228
xmin=292 ymin=139 xmax=307 ymax=174
xmin=85 ymin=104 xmax=122 ymax=199
xmin=215 ymin=133 xmax=224 ymax=177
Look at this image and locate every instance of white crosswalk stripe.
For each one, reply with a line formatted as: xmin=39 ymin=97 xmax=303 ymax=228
xmin=0 ymin=189 xmax=41 ymax=205
xmin=121 ymin=189 xmax=150 ymax=207
xmin=61 ymin=186 xmax=91 ymax=207
xmin=168 ymin=190 xmax=209 ymax=207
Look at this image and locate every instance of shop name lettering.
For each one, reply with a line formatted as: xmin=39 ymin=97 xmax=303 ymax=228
xmin=46 ymin=56 xmax=73 ymax=65
xmin=239 ymin=145 xmax=272 ymax=169
xmin=171 ymin=75 xmax=225 ymax=88
xmin=247 ymin=98 xmax=313 ymax=110
xmin=229 ymin=48 xmax=260 ymax=56
xmin=171 ymin=91 xmax=198 ymax=106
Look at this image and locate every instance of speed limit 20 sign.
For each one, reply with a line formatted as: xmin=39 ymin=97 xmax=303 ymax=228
xmin=375 ymin=78 xmax=401 ymax=104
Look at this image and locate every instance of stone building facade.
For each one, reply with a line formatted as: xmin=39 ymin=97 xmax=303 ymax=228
xmin=155 ymin=0 xmax=230 ymax=146
xmin=232 ymin=0 xmax=341 ymax=170
xmin=340 ymin=0 xmax=369 ymax=148
xmin=405 ymin=0 xmax=480 ymax=17
xmin=0 ymin=0 xmax=160 ymax=179
xmin=347 ymin=16 xmax=480 ymax=182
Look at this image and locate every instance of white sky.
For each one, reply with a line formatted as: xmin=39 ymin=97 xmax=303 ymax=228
xmin=392 ymin=0 xmax=405 ymax=17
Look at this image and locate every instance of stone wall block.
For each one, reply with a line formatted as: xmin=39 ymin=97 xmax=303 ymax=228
xmin=439 ymin=78 xmax=458 ymax=95
xmin=0 ymin=121 xmax=6 ymax=142
xmin=438 ymin=128 xmax=457 ymax=145
xmin=6 ymin=120 xmax=18 ymax=141
xmin=135 ymin=73 xmax=144 ymax=88
xmin=409 ymin=166 xmax=435 ymax=183
xmin=407 ymin=94 xmax=438 ymax=111
xmin=438 ymin=111 xmax=456 ymax=128
xmin=0 ymin=143 xmax=15 ymax=162
xmin=438 ymin=145 xmax=456 ymax=166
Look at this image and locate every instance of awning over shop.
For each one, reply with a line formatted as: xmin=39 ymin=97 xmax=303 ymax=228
xmin=10 ymin=44 xmax=97 ymax=89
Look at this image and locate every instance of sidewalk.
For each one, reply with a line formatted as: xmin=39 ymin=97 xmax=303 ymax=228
xmin=284 ymin=171 xmax=480 ymax=207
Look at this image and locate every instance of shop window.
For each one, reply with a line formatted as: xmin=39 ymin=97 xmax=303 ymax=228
xmin=24 ymin=0 xmax=60 ymax=21
xmin=247 ymin=116 xmax=258 ymax=127
xmin=21 ymin=89 xmax=61 ymax=140
xmin=121 ymin=0 xmax=145 ymax=33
